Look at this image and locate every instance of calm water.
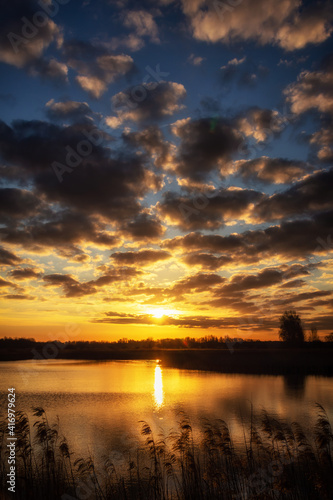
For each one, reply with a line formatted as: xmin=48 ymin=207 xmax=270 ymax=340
xmin=0 ymin=359 xmax=332 ymax=464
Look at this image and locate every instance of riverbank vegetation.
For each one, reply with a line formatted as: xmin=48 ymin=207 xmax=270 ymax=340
xmin=0 ymin=405 xmax=332 ymax=499
xmin=1 ymin=337 xmax=333 ymax=375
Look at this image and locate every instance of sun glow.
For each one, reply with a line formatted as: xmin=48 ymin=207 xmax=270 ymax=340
xmin=150 ymin=307 xmax=179 ymax=319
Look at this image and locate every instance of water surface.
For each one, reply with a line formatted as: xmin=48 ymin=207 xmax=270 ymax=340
xmin=0 ymin=359 xmax=332 ymax=463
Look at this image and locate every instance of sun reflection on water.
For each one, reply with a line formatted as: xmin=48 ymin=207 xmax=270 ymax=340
xmin=154 ymin=363 xmax=164 ymax=408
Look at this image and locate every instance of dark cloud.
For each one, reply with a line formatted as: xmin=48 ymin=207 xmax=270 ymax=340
xmin=0 ymin=119 xmax=163 ymax=233
xmin=94 ymin=311 xmax=275 ymax=330
xmin=181 ymin=252 xmax=233 ymax=270
xmin=163 ymin=232 xmax=245 ymax=253
xmin=123 ymin=126 xmax=171 ymax=169
xmin=0 ymin=247 xmax=22 ymax=266
xmin=120 ymin=212 xmax=166 ymax=240
xmin=234 ymin=157 xmax=311 ymax=184
xmin=253 ymin=167 xmax=333 ymax=221
xmin=0 ymin=188 xmax=42 ymax=222
xmin=0 ymin=0 xmax=63 ymax=72
xmin=163 ymin=209 xmax=333 ymax=262
xmin=28 ymin=57 xmax=68 ymax=83
xmin=3 ymin=294 xmax=35 ymax=300
xmin=169 ymin=272 xmax=225 ymax=297
xmin=9 ymin=267 xmax=41 ymax=280
xmin=171 ymin=117 xmax=243 ymax=182
xmin=111 ymin=249 xmax=171 ymax=266
xmin=0 ymin=276 xmax=16 ymax=288
xmin=218 ymin=269 xmax=284 ymax=294
xmin=2 ymin=210 xmax=119 ymax=254
xmin=0 ymin=119 xmax=110 ymax=175
xmin=109 ymin=81 xmax=186 ymax=125
xmin=157 ymin=188 xmax=263 ymax=230
xmin=271 ymin=290 xmax=332 ymax=306
xmin=280 ymin=279 xmax=306 ymax=288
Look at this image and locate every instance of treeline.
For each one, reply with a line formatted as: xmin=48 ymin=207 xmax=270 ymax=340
xmin=1 ymin=334 xmax=333 ymax=352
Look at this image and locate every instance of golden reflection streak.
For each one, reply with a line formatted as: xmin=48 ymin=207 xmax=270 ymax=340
xmin=154 ymin=363 xmax=164 ymax=408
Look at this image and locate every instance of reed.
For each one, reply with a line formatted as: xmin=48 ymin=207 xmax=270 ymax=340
xmin=0 ymin=406 xmax=332 ymax=499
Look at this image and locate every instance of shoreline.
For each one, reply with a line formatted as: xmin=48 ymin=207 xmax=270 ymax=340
xmin=1 ymin=347 xmax=333 ymax=376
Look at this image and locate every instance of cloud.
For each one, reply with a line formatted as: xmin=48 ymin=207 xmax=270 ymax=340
xmin=0 ymin=119 xmax=164 ymax=233
xmin=0 ymin=247 xmax=23 ymax=266
xmin=106 ymin=33 xmax=145 ymax=52
xmin=271 ymin=290 xmax=332 ymax=306
xmin=120 ymin=212 xmax=166 ymax=240
xmin=2 ymin=210 xmax=120 ymax=256
xmin=280 ymin=279 xmax=306 ymax=288
xmin=111 ymin=249 xmax=171 ymax=266
xmin=123 ymin=126 xmax=172 ymax=169
xmin=3 ymin=294 xmax=35 ymax=300
xmin=285 ymin=62 xmax=333 ymax=116
xmin=219 ymin=59 xmax=270 ymax=89
xmin=45 ymin=99 xmax=93 ymax=122
xmin=94 ymin=311 xmax=275 ymax=330
xmin=43 ymin=267 xmax=142 ymax=298
xmin=109 ymin=81 xmax=186 ymax=126
xmin=170 ymin=117 xmax=243 ymax=182
xmin=9 ymin=267 xmax=41 ymax=280
xmin=253 ymin=167 xmax=333 ymax=221
xmin=234 ymin=157 xmax=311 ymax=184
xmin=157 ymin=187 xmax=263 ymax=230
xmin=64 ymin=40 xmax=134 ymax=98
xmin=221 ymin=57 xmax=246 ymax=69
xmin=0 ymin=0 xmax=63 ymax=70
xmin=0 ymin=276 xmax=16 ymax=288
xmin=220 ymin=268 xmax=285 ymax=294
xmin=181 ymin=0 xmax=333 ymax=51
xmin=236 ymin=108 xmax=284 ymax=142
xmin=0 ymin=188 xmax=43 ymax=222
xmin=123 ymin=9 xmax=160 ymax=43
xmin=181 ymin=252 xmax=233 ymax=270
xmin=169 ymin=272 xmax=225 ymax=297
xmin=310 ymin=123 xmax=333 ymax=162
xmin=188 ymin=53 xmax=205 ymax=66
xmin=277 ymin=2 xmax=333 ymax=50
xmin=29 ymin=57 xmax=68 ymax=82
xmin=163 ymin=209 xmax=333 ymax=263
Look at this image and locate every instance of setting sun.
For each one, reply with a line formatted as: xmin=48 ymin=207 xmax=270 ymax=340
xmin=150 ymin=308 xmax=179 ymax=319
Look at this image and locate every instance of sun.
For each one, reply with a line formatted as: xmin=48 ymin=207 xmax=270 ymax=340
xmin=149 ymin=307 xmax=179 ymax=319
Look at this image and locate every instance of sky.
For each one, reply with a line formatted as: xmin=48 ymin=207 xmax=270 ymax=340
xmin=0 ymin=0 xmax=333 ymax=342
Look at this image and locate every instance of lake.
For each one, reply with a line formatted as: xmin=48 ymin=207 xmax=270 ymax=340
xmin=0 ymin=359 xmax=332 ymax=466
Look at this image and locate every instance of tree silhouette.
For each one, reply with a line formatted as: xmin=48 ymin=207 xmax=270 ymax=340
xmin=279 ymin=310 xmax=305 ymax=344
